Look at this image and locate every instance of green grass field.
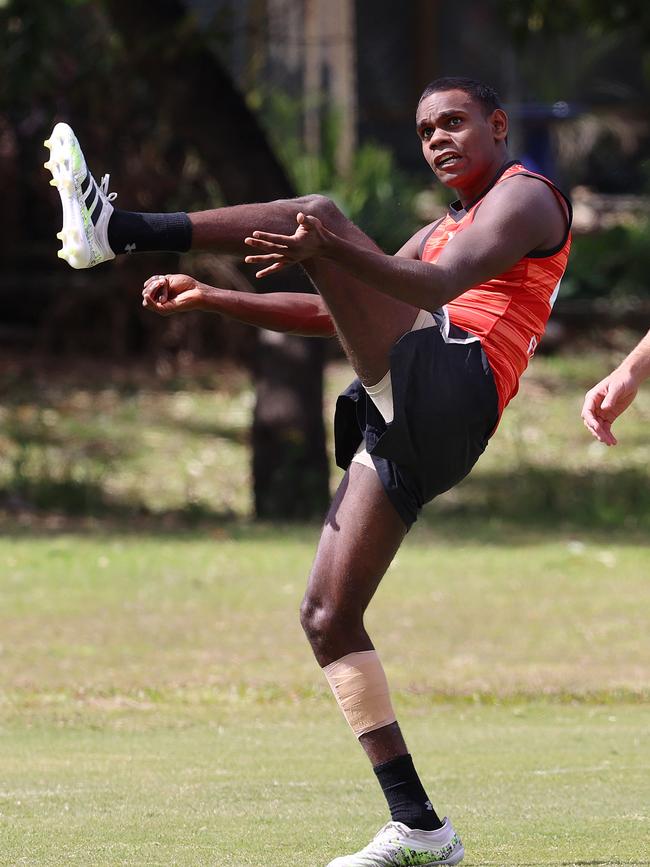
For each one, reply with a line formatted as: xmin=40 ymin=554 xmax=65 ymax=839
xmin=1 ymin=350 xmax=649 ymax=865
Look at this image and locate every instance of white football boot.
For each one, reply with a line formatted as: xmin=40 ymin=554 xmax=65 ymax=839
xmin=44 ymin=122 xmax=117 ymax=269
xmin=326 ymin=818 xmax=464 ymax=866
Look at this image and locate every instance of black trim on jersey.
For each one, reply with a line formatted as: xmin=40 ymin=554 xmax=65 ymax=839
xmin=510 ymin=172 xmax=573 ymax=258
xmin=417 ymin=217 xmax=444 ymax=259
xmin=447 ymin=159 xmax=520 ymax=223
xmin=447 ymin=200 xmax=467 ymax=224
xmin=446 ymin=161 xmax=573 ymax=258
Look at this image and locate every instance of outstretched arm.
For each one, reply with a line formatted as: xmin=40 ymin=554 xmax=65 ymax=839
xmin=141 ymin=274 xmax=336 ymax=338
xmin=581 ymin=330 xmax=650 ymax=445
xmin=244 ymin=176 xmax=567 ymax=311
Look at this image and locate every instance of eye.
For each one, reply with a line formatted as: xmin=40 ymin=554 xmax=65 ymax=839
xmin=420 ymin=126 xmax=434 ymax=141
xmin=447 ymin=116 xmax=462 ymax=128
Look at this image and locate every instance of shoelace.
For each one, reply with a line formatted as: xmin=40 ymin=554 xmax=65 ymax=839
xmin=100 ymin=173 xmax=118 ymax=202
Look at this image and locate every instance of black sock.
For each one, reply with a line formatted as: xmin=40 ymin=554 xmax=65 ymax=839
xmin=107 ymin=210 xmax=192 ymax=256
xmin=373 ymin=753 xmax=443 ymax=831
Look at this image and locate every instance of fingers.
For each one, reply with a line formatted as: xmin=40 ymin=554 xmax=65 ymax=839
xmin=244 ymin=251 xmax=291 ymax=276
xmin=141 ymin=273 xmax=202 ymax=316
xmin=142 ymin=296 xmax=174 ymax=316
xmin=595 ymin=424 xmax=617 ymax=446
xmin=245 ymin=231 xmax=291 ymax=246
xmin=581 ymin=391 xmax=617 ymax=446
xmin=244 ymin=252 xmax=285 ymax=265
xmin=295 ymin=211 xmax=320 ymax=228
xmin=603 ymin=428 xmax=617 ymax=446
xmin=302 ymin=213 xmax=322 ymax=228
xmin=580 ymin=374 xmax=636 ymax=446
xmin=581 ymin=407 xmax=614 ymax=445
xmin=600 ymin=383 xmax=625 ymax=412
xmin=581 ymin=390 xmax=600 ymax=420
xmin=596 ymin=376 xmax=625 ymax=415
xmin=143 ymin=274 xmax=167 ymax=288
xmin=142 ymin=274 xmax=169 ymax=305
xmin=142 ymin=293 xmax=172 ymax=316
xmin=583 ymin=416 xmax=617 ymax=446
xmin=254 ymin=260 xmax=289 ymax=279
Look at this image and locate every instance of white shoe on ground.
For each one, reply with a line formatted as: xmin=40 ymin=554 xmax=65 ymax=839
xmin=44 ymin=122 xmax=116 ymax=269
xmin=326 ymin=818 xmax=464 ymax=866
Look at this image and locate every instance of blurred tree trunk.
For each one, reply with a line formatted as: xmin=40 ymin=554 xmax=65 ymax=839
xmin=105 ymin=0 xmax=330 ymax=520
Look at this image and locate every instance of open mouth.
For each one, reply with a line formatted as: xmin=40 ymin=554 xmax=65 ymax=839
xmin=434 ymin=152 xmax=462 ymax=170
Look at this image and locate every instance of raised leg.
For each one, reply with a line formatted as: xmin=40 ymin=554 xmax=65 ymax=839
xmin=45 ymin=124 xmax=418 ymax=378
xmin=191 ymin=195 xmax=373 ymax=255
xmin=191 ymin=195 xmax=420 ymax=384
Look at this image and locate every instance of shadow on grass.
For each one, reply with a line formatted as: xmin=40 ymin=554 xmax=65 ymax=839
xmin=0 ymin=358 xmax=248 ymax=401
xmin=0 ymin=477 xmax=241 ymax=532
xmin=163 ymin=415 xmax=250 ymax=444
xmin=0 ymin=500 xmax=242 ymax=538
xmin=2 ymin=468 xmax=650 ymax=549
xmin=422 ymin=464 xmax=650 ymax=542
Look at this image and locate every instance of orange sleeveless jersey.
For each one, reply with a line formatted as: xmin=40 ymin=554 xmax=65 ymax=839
xmin=420 ymin=162 xmax=572 ymax=416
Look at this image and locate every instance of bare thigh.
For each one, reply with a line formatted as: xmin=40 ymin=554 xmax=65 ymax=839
xmin=300 ymin=198 xmax=419 ymax=384
xmin=301 ymin=462 xmax=408 ymax=667
xmin=304 ymin=256 xmax=419 ymax=385
xmin=191 ymin=195 xmax=421 ymax=385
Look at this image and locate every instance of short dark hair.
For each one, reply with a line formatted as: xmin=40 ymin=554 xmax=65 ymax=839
xmin=418 ymin=77 xmax=502 ymax=116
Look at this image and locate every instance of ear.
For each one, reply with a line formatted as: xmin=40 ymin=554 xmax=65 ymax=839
xmin=490 ymin=108 xmax=508 ymax=142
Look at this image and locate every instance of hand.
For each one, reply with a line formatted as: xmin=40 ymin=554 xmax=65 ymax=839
xmin=581 ymin=368 xmax=639 ymax=446
xmin=244 ymin=212 xmax=330 ymax=278
xmin=142 ymin=274 xmax=203 ymax=316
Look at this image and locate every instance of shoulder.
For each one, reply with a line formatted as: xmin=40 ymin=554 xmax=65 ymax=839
xmin=474 ymin=173 xmax=568 ymax=236
xmin=459 ymin=170 xmax=570 ymax=254
xmin=485 ymin=172 xmax=562 ymax=211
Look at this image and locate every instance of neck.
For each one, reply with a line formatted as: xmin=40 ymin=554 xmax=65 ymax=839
xmin=455 ymin=151 xmax=512 ymax=208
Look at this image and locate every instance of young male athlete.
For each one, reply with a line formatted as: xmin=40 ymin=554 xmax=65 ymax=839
xmin=582 ymin=329 xmax=650 ymax=445
xmin=44 ymin=77 xmax=572 ymax=866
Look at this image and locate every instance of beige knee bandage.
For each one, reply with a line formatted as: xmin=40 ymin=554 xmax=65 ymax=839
xmin=323 ymin=650 xmax=397 ymax=738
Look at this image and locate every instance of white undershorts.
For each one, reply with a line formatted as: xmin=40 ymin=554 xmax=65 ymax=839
xmin=352 ymin=308 xmax=435 ymax=470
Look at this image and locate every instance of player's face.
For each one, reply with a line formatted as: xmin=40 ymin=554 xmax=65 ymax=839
xmin=416 ymin=89 xmax=508 ymax=198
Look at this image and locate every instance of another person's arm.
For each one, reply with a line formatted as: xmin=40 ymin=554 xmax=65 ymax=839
xmin=581 ymin=330 xmax=650 ymax=445
xmin=141 ymin=274 xmax=336 ymax=337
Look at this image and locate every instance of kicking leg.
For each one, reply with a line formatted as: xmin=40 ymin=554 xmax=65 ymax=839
xmin=194 ymin=195 xmax=420 ymax=384
xmin=44 ymin=123 xmax=372 ymax=265
xmin=44 ymin=121 xmax=193 ymax=268
xmin=195 ymin=195 xmax=420 ymax=383
xmin=44 ymin=123 xmax=419 ymax=383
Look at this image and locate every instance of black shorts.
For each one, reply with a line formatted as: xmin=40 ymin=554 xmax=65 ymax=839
xmin=334 ymin=317 xmax=499 ymax=529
